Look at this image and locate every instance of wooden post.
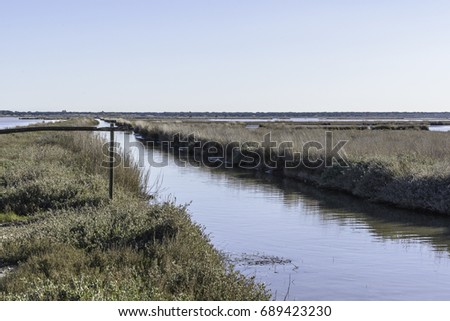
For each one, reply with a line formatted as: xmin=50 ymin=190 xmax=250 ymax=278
xmin=109 ymin=123 xmax=114 ymax=199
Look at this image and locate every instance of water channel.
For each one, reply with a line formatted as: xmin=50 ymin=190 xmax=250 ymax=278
xmin=2 ymin=117 xmax=450 ymax=300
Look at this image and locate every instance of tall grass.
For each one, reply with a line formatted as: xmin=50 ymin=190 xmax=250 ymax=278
xmin=118 ymin=119 xmax=450 ymax=214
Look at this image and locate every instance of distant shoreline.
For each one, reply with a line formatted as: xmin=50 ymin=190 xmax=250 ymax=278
xmin=1 ymin=110 xmax=450 ymax=121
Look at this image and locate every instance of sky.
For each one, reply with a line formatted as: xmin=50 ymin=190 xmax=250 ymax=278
xmin=1 ymin=0 xmax=450 ymax=113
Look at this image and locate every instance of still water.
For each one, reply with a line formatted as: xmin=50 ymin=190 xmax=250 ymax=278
xmin=429 ymin=125 xmax=450 ymax=132
xmin=107 ymin=129 xmax=450 ymax=300
xmin=0 ymin=117 xmax=58 ymax=130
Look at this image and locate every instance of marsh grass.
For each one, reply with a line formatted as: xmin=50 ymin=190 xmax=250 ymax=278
xmin=120 ymin=119 xmax=450 ymax=214
xmin=1 ymin=201 xmax=267 ymax=300
xmin=0 ymin=212 xmax=29 ymax=224
xmin=0 ymin=118 xmax=269 ymax=300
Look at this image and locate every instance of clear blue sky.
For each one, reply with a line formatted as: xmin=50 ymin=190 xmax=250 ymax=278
xmin=1 ymin=0 xmax=450 ymax=112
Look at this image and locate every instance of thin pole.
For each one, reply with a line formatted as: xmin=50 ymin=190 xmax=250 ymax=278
xmin=109 ymin=123 xmax=114 ymax=199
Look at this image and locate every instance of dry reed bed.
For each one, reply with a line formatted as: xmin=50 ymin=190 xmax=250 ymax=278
xmin=118 ymin=119 xmax=450 ymax=215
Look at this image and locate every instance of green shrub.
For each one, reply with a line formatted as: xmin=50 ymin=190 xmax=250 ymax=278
xmin=0 ymin=119 xmax=269 ymax=300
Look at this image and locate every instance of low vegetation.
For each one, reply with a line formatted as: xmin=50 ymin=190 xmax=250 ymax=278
xmin=0 ymin=119 xmax=269 ymax=300
xmin=116 ymin=119 xmax=450 ymax=215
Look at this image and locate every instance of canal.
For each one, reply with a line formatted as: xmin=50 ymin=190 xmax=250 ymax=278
xmin=106 ymin=126 xmax=450 ymax=300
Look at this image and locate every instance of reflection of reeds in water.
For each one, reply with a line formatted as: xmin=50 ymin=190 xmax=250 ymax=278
xmin=134 ymin=135 xmax=450 ymax=257
xmin=198 ymin=165 xmax=450 ymax=256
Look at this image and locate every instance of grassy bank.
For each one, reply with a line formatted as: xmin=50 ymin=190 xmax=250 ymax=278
xmin=116 ymin=119 xmax=450 ymax=215
xmin=0 ymin=119 xmax=269 ymax=300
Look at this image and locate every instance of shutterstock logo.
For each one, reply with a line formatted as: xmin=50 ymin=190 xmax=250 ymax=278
xmin=102 ymin=131 xmax=348 ymax=169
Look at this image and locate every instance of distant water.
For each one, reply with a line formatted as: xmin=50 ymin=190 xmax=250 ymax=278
xmin=429 ymin=125 xmax=450 ymax=132
xmin=0 ymin=117 xmax=57 ymax=130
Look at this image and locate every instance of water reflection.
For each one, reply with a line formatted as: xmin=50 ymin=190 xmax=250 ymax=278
xmin=203 ymin=168 xmax=450 ymax=255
